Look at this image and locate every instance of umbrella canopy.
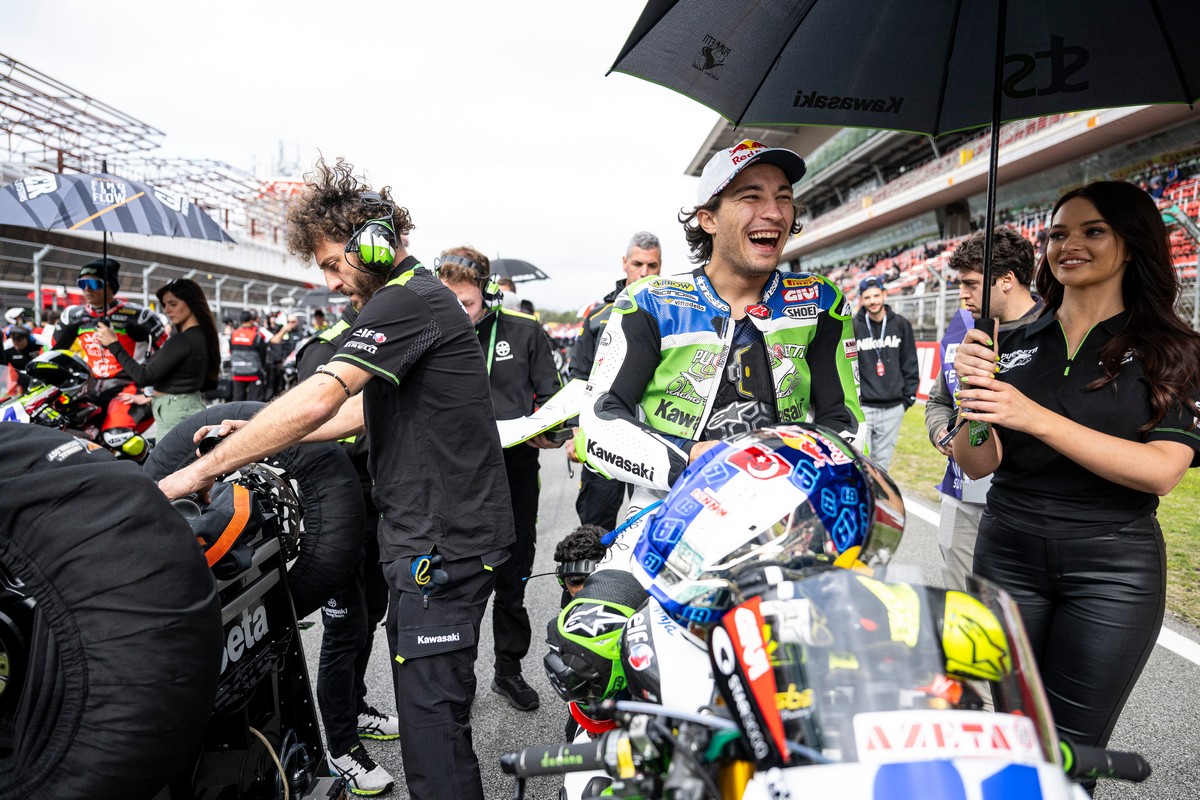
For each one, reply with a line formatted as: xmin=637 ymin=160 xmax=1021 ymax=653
xmin=490 ymin=258 xmax=550 ymax=283
xmin=611 ymin=0 xmax=1200 ymax=137
xmin=611 ymin=0 xmax=1200 ymax=316
xmin=0 ymin=172 xmax=234 ymax=243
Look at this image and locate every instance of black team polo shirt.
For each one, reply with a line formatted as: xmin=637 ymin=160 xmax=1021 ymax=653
xmin=330 ymin=257 xmax=515 ymax=563
xmin=986 ymin=309 xmax=1200 ymax=535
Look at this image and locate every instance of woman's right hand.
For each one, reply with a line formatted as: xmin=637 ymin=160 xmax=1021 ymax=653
xmin=952 ymin=327 xmax=999 ymax=384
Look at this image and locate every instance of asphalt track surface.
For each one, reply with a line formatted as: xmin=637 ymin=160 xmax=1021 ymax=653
xmin=300 ymin=448 xmax=1200 ymax=800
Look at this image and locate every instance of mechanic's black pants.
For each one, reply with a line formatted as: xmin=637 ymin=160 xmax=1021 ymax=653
xmin=575 ymin=465 xmax=626 ymax=532
xmin=316 ymin=514 xmax=388 ymax=756
xmin=385 ymin=554 xmax=496 ymax=800
xmin=493 ymin=444 xmax=540 ymax=675
xmin=974 ymin=512 xmax=1165 ymax=750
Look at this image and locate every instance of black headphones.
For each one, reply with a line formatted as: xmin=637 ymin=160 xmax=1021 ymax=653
xmin=438 ymin=253 xmax=503 ymax=304
xmin=344 ymin=192 xmax=398 ymax=274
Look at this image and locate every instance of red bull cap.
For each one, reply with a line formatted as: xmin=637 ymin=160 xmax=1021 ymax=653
xmin=696 ymin=139 xmax=807 ymax=205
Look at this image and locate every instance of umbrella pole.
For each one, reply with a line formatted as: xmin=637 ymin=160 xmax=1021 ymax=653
xmin=979 ymin=0 xmax=1009 ymax=322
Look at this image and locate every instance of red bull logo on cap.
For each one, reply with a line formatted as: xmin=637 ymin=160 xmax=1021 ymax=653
xmin=728 ymin=139 xmax=767 ymax=166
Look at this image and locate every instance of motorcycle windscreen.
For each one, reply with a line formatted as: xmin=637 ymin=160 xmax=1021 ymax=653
xmin=724 ymin=570 xmax=1060 ymax=767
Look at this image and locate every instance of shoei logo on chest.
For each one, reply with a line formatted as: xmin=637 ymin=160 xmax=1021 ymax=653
xmin=222 ymin=599 xmax=268 ymax=674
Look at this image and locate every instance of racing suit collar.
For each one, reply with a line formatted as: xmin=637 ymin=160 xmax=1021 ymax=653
xmin=692 ymin=267 xmax=782 ymax=314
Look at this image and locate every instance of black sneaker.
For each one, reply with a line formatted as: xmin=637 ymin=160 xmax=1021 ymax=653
xmin=491 ymin=672 xmax=540 ymax=712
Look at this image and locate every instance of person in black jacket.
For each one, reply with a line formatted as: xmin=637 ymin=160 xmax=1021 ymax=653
xmin=438 ymin=246 xmax=563 ymax=713
xmin=2 ymin=324 xmax=38 ymax=394
xmin=852 ymin=275 xmax=919 ymax=469
xmin=567 ymin=232 xmax=661 ymax=530
xmin=228 ymin=310 xmax=268 ymax=401
xmin=95 ymin=278 xmax=219 ymax=438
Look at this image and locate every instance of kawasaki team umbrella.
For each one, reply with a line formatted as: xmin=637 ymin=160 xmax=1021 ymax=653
xmin=611 ymin=0 xmax=1200 ymax=316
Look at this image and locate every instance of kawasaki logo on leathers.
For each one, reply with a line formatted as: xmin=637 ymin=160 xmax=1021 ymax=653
xmin=654 ymin=399 xmax=698 ymax=429
xmin=587 ymin=440 xmax=655 ymax=482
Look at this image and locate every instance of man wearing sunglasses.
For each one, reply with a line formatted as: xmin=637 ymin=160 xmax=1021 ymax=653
xmin=51 ymin=258 xmax=166 ymax=458
xmin=158 ymin=158 xmax=514 ymax=800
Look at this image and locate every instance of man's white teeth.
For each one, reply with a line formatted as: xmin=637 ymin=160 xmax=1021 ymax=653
xmin=749 ymin=232 xmax=778 ymax=244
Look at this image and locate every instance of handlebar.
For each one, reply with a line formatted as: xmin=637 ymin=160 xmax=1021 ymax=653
xmin=499 ymin=736 xmax=612 ymax=778
xmin=1060 ymin=741 xmax=1151 ymax=783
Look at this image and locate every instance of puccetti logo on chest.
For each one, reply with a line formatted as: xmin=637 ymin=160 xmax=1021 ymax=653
xmin=222 ymin=599 xmax=268 ymax=674
xmin=997 ymin=347 xmax=1037 ymax=373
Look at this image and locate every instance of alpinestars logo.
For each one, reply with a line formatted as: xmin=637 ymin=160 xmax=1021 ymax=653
xmin=564 ymin=604 xmax=631 ymax=637
xmin=793 ymin=90 xmax=904 ymax=114
xmin=998 ymin=348 xmax=1038 ymax=373
xmin=694 ymin=34 xmax=729 ymax=80
xmin=587 ymin=440 xmax=655 ymax=482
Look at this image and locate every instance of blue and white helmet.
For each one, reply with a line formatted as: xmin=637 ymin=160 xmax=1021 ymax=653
xmin=632 ymin=424 xmax=904 ymax=633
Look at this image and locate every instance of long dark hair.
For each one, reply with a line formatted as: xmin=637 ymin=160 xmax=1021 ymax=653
xmin=1036 ymin=180 xmax=1200 ymax=430
xmin=157 ymin=278 xmax=220 ymax=389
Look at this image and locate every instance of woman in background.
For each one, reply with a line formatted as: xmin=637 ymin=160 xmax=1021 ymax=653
xmin=951 ymin=181 xmax=1200 ymax=766
xmin=97 ymin=278 xmax=219 ymax=437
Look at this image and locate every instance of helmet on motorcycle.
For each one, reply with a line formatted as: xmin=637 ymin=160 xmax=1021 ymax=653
xmin=632 ymin=424 xmax=904 ymax=635
xmin=544 ymin=569 xmax=646 ymax=707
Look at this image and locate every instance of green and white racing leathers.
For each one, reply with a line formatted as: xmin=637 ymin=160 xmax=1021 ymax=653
xmin=579 ymin=266 xmax=864 ymax=507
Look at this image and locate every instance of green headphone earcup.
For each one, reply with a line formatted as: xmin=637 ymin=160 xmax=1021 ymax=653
xmin=350 ymin=219 xmax=397 ymax=271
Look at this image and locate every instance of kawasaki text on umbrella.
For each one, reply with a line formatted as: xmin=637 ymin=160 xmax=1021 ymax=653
xmin=1004 ymin=35 xmax=1088 ymax=99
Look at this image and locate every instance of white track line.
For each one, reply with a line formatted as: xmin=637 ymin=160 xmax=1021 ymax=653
xmin=900 ymin=490 xmax=1200 ymax=668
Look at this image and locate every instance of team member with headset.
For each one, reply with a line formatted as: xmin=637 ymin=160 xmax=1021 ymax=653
xmin=158 ymin=157 xmax=515 ymax=800
xmin=437 ymin=246 xmax=563 ymax=713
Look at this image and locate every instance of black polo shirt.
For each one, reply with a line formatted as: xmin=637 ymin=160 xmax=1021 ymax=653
xmin=330 ymin=258 xmax=515 ymax=562
xmin=987 ymin=309 xmax=1200 ymax=535
xmin=475 ymin=308 xmax=562 ymax=421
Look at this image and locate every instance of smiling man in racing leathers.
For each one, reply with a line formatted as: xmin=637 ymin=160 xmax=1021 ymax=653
xmin=579 ymin=140 xmax=863 ymax=516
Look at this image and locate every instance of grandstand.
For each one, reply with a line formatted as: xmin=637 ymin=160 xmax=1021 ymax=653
xmin=0 ymin=53 xmax=313 ymax=325
xmin=687 ymin=105 xmax=1200 ymax=340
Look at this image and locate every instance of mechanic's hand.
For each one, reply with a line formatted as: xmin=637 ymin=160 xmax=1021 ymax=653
xmin=94 ymin=321 xmax=118 ymax=347
xmin=527 ymin=433 xmax=565 ymax=450
xmin=688 ymin=439 xmax=722 ymax=463
xmin=193 ymin=418 xmax=250 ymax=444
xmin=566 ymin=427 xmax=583 ymax=462
xmin=933 ymin=427 xmax=954 ymax=456
xmin=158 ymin=463 xmax=215 ymax=504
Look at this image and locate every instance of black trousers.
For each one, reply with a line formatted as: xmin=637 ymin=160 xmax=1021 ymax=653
xmin=493 ymin=445 xmax=539 ymax=675
xmin=574 ymin=466 xmax=626 ymax=532
xmin=974 ymin=511 xmax=1165 ymax=750
xmin=316 ymin=513 xmax=388 ymax=756
xmin=230 ymin=378 xmax=265 ymax=403
xmin=384 ymin=554 xmax=497 ymax=800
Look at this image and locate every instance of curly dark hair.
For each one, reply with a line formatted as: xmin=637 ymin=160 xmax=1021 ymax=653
xmin=947 ymin=226 xmax=1035 ymax=286
xmin=1037 ymin=180 xmax=1200 ymax=432
xmin=156 ymin=278 xmax=220 ymax=389
xmin=678 ymin=194 xmax=806 ymax=265
xmin=553 ymin=524 xmax=607 ymax=564
xmin=286 ymin=157 xmax=415 ymax=262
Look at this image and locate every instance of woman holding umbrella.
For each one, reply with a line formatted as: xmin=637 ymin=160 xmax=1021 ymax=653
xmin=96 ymin=278 xmax=220 ymax=437
xmin=950 ymin=181 xmax=1200 ymax=768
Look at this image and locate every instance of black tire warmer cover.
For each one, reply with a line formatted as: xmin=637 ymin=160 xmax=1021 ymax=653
xmin=0 ymin=423 xmax=222 ymax=800
xmin=143 ymin=401 xmax=365 ymax=619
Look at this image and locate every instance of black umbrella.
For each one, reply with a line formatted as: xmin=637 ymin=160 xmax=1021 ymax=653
xmin=490 ymin=258 xmax=550 ymax=283
xmin=611 ymin=0 xmax=1200 ymax=316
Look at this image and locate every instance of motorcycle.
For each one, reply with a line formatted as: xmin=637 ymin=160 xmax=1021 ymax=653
xmin=507 ymin=425 xmax=1152 ymax=800
xmin=0 ymin=349 xmax=153 ymax=460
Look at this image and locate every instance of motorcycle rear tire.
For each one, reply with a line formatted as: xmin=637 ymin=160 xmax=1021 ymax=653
xmin=143 ymin=401 xmax=365 ymax=619
xmin=0 ymin=425 xmax=223 ymax=800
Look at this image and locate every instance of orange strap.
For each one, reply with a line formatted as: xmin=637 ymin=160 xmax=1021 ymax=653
xmin=201 ymin=484 xmax=252 ymax=568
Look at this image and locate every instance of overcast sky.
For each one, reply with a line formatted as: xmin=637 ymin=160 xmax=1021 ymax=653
xmin=4 ymin=0 xmax=723 ymax=312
